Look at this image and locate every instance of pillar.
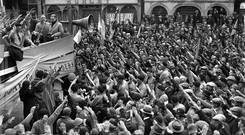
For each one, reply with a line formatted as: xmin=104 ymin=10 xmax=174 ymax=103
xmin=37 ymin=0 xmax=42 ymax=17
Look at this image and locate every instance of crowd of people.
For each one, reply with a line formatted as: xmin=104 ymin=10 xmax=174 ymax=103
xmin=0 ymin=11 xmax=64 ymax=49
xmin=0 ymin=8 xmax=245 ymax=135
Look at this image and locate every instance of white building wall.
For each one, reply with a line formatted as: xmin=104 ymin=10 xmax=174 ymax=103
xmin=145 ymin=0 xmax=234 ymax=16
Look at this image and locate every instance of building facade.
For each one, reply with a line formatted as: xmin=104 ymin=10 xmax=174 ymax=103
xmin=145 ymin=0 xmax=235 ymax=18
xmin=45 ymin=0 xmax=142 ymax=24
xmin=2 ymin=0 xmax=44 ymax=17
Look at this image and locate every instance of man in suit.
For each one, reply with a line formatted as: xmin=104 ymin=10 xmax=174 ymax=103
xmin=33 ymin=15 xmax=51 ymax=44
xmin=48 ymin=14 xmax=64 ymax=40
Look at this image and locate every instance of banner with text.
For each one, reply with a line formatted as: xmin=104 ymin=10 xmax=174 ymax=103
xmin=0 ymin=58 xmax=39 ymax=114
xmin=17 ymin=35 xmax=75 ymax=76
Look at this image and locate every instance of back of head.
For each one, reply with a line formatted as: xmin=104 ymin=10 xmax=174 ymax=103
xmin=71 ymin=84 xmax=79 ymax=93
xmin=62 ymin=107 xmax=71 ymax=117
xmin=38 ymin=108 xmax=49 ymax=119
xmin=36 ymin=70 xmax=44 ymax=79
xmin=78 ymin=126 xmax=89 ymax=135
xmin=90 ymin=128 xmax=99 ymax=135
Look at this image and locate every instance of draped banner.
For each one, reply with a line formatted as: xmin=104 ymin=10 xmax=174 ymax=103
xmin=17 ymin=35 xmax=75 ymax=77
xmin=0 ymin=58 xmax=39 ymax=113
xmin=0 ymin=35 xmax=75 ymax=113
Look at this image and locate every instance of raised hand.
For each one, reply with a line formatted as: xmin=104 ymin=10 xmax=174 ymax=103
xmin=30 ymin=106 xmax=37 ymax=114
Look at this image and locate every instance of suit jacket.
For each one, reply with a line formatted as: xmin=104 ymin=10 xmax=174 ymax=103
xmin=49 ymin=21 xmax=64 ymax=38
xmin=35 ymin=22 xmax=51 ymax=37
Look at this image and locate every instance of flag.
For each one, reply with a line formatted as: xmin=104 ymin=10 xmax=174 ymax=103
xmin=109 ymin=22 xmax=115 ymax=41
xmin=231 ymin=19 xmax=238 ymax=36
xmin=0 ymin=43 xmax=4 ymax=64
xmin=195 ymin=39 xmax=201 ymax=59
xmin=109 ymin=9 xmax=119 ymax=41
xmin=98 ymin=14 xmax=106 ymax=41
xmin=73 ymin=29 xmax=82 ymax=44
xmin=136 ymin=26 xmax=141 ymax=38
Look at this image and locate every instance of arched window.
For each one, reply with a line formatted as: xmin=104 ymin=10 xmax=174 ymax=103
xmin=175 ymin=6 xmax=201 ymax=22
xmin=152 ymin=6 xmax=167 ymax=17
xmin=151 ymin=6 xmax=168 ymax=23
xmin=212 ymin=6 xmax=227 ymax=15
xmin=175 ymin=6 xmax=200 ymax=16
xmin=121 ymin=5 xmax=137 ymax=23
xmin=103 ymin=5 xmax=117 ymax=25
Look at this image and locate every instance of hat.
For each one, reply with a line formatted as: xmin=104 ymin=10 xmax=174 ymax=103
xmin=140 ymin=105 xmax=154 ymax=115
xmin=174 ymin=103 xmax=186 ymax=113
xmin=211 ymin=98 xmax=223 ymax=104
xmin=195 ymin=120 xmax=209 ymax=129
xmin=173 ymin=76 xmax=180 ymax=83
xmin=90 ymin=128 xmax=99 ymax=135
xmin=134 ymin=129 xmax=144 ymax=135
xmin=68 ymin=73 xmax=76 ymax=81
xmin=187 ymin=124 xmax=197 ymax=134
xmin=229 ymin=107 xmax=243 ymax=117
xmin=206 ymin=82 xmax=217 ymax=87
xmin=62 ymin=107 xmax=71 ymax=116
xmin=202 ymin=108 xmax=214 ymax=117
xmin=180 ymin=82 xmax=190 ymax=89
xmin=160 ymin=70 xmax=170 ymax=80
xmin=226 ymin=76 xmax=236 ymax=82
xmin=179 ymin=75 xmax=187 ymax=83
xmin=159 ymin=94 xmax=168 ymax=105
xmin=129 ymin=91 xmax=142 ymax=101
xmin=167 ymin=120 xmax=184 ymax=133
xmin=213 ymin=114 xmax=226 ymax=122
xmin=184 ymin=89 xmax=194 ymax=94
xmin=74 ymin=118 xmax=86 ymax=126
xmin=200 ymin=66 xmax=208 ymax=70
xmin=233 ymin=96 xmax=245 ymax=103
xmin=152 ymin=115 xmax=165 ymax=134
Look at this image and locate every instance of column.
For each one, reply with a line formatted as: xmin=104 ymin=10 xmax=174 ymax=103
xmin=37 ymin=0 xmax=42 ymax=17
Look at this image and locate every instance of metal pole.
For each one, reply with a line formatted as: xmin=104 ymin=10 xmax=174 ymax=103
xmin=68 ymin=0 xmax=72 ymax=34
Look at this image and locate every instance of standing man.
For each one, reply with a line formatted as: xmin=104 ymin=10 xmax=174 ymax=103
xmin=48 ymin=14 xmax=64 ymax=41
xmin=29 ymin=11 xmax=38 ymax=33
xmin=33 ymin=15 xmax=51 ymax=44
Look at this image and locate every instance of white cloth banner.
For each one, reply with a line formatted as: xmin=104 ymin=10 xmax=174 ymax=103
xmin=17 ymin=35 xmax=74 ymax=72
xmin=0 ymin=36 xmax=75 ymax=113
xmin=38 ymin=52 xmax=75 ymax=77
xmin=0 ymin=58 xmax=39 ymax=113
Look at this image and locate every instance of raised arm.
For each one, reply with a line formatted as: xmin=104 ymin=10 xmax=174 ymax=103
xmin=20 ymin=106 xmax=36 ymax=126
xmin=48 ymin=97 xmax=67 ymax=125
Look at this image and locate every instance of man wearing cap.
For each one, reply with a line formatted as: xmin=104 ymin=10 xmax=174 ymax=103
xmin=33 ymin=15 xmax=51 ymax=43
xmin=165 ymin=119 xmax=187 ymax=135
xmin=140 ymin=105 xmax=154 ymax=135
xmin=210 ymin=114 xmax=231 ymax=135
xmin=56 ymin=107 xmax=76 ymax=132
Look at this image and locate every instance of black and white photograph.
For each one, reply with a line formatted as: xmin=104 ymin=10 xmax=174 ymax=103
xmin=0 ymin=0 xmax=245 ymax=134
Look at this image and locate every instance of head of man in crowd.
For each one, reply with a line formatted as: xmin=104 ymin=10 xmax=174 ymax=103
xmin=40 ymin=15 xmax=46 ymax=23
xmin=50 ymin=14 xmax=57 ymax=23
